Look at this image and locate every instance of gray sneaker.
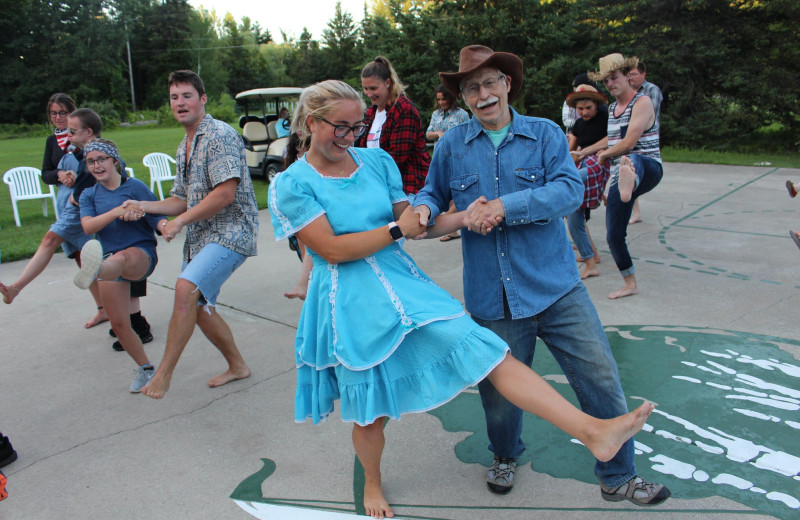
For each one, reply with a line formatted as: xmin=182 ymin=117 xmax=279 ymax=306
xmin=487 ymin=457 xmax=517 ymax=495
xmin=129 ymin=365 xmax=155 ymax=393
xmin=73 ymin=240 xmax=104 ymax=290
xmin=600 ymin=476 xmax=671 ymax=506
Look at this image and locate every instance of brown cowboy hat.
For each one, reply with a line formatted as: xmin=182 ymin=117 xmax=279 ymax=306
xmin=439 ymin=45 xmax=523 ymax=101
xmin=566 ymin=84 xmax=608 ymax=108
xmin=588 ymin=53 xmax=639 ymax=82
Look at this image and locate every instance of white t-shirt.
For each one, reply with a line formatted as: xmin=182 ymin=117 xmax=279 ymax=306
xmin=366 ymin=110 xmax=387 ymax=148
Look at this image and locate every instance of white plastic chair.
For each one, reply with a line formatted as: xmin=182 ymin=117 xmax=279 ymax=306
xmin=142 ymin=153 xmax=177 ymax=200
xmin=3 ymin=167 xmax=58 ymax=227
xmin=125 ymin=167 xmax=135 ymax=178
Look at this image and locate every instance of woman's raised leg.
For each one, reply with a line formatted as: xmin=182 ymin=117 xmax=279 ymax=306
xmin=487 ymin=353 xmax=653 ymax=462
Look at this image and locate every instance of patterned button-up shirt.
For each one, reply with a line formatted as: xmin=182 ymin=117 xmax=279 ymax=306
xmin=172 ymin=114 xmax=259 ymax=261
xmin=426 ymin=106 xmax=470 ymax=135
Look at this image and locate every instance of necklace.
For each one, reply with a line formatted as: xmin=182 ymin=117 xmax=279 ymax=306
xmin=307 ymin=152 xmax=348 ymax=177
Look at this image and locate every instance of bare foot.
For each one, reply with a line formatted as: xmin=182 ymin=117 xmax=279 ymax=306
xmin=85 ymin=307 xmax=109 ymax=329
xmin=585 ymin=401 xmax=654 ymax=462
xmin=0 ymin=282 xmax=19 ymax=304
xmin=608 ymin=284 xmax=639 ymax=299
xmin=283 ymin=286 xmax=307 ymax=300
xmin=594 ymin=254 xmax=601 ymax=264
xmin=142 ymin=371 xmax=171 ymax=399
xmin=580 ymin=265 xmax=600 ymax=279
xmin=618 ymin=156 xmax=636 ymax=203
xmin=628 ymin=214 xmax=642 ymax=225
xmin=207 ymin=365 xmax=251 ymax=388
xmin=363 ymin=478 xmax=393 ymax=519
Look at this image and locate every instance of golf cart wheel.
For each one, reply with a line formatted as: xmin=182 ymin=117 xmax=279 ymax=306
xmin=266 ymin=164 xmax=279 ymax=182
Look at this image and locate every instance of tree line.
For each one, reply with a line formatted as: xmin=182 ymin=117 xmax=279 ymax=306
xmin=2 ymin=0 xmax=797 ymax=151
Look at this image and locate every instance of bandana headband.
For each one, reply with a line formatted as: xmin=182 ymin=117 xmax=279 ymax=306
xmin=83 ymin=141 xmax=120 ymax=161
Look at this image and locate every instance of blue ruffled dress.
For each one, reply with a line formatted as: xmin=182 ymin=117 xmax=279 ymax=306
xmin=269 ymin=147 xmax=508 ymax=426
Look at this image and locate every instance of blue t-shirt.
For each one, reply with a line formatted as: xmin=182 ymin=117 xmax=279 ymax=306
xmin=79 ymin=177 xmax=164 ymax=254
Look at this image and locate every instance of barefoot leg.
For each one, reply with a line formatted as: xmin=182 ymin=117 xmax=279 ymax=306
xmin=608 ymin=273 xmax=639 ymax=299
xmin=353 ymin=420 xmax=394 ymax=519
xmin=487 ymin=354 xmax=649 ymax=462
xmin=580 ymin=257 xmax=600 ymax=279
xmin=143 ymin=279 xmax=200 ymax=399
xmin=618 ymin=156 xmax=637 ymax=203
xmin=628 ymin=199 xmax=642 ymax=224
xmin=197 ymin=307 xmax=251 ymax=388
xmin=0 ymin=283 xmax=20 ymax=304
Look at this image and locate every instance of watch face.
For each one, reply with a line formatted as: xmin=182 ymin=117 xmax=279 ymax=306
xmin=390 ymin=225 xmax=403 ymax=241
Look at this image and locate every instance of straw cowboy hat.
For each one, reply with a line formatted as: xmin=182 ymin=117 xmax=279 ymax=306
xmin=566 ymin=84 xmax=608 ymax=108
xmin=588 ymin=53 xmax=639 ymax=82
xmin=439 ymin=45 xmax=524 ymax=101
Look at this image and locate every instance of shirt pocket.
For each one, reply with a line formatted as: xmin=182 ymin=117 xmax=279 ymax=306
xmin=514 ymin=167 xmax=545 ymax=192
xmin=450 ymin=173 xmax=480 ymax=209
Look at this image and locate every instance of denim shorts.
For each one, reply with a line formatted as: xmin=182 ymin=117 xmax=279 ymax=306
xmin=105 ymin=246 xmax=157 ymax=283
xmin=178 ymin=243 xmax=246 ymax=308
xmin=50 ymin=203 xmax=91 ymax=258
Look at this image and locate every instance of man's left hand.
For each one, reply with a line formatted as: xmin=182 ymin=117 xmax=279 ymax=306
xmin=465 ymin=196 xmax=504 ymax=235
xmin=162 ymin=219 xmax=184 ymax=242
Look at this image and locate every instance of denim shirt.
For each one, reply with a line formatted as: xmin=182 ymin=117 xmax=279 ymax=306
xmin=414 ymin=108 xmax=583 ymax=320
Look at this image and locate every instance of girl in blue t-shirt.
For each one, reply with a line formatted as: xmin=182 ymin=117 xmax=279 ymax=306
xmin=74 ymin=138 xmax=167 ymax=394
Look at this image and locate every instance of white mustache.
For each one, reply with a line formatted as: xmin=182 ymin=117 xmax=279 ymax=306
xmin=477 ymin=97 xmax=499 ymax=109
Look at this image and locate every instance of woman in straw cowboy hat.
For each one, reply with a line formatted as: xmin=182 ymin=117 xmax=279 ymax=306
xmin=577 ymin=53 xmax=663 ymax=299
xmin=269 ymin=79 xmax=656 ymax=519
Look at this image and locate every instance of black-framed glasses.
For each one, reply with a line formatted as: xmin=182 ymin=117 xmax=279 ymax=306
xmin=86 ymin=155 xmax=113 ymax=167
xmin=50 ymin=111 xmax=69 ymax=118
xmin=460 ymin=74 xmax=506 ymax=97
xmin=319 ymin=118 xmax=368 ymax=138
xmin=67 ymin=127 xmax=85 ymax=135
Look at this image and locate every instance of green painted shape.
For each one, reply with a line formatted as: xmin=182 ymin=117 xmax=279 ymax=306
xmin=429 ymin=326 xmax=800 ymax=520
xmin=230 ymin=458 xmax=276 ymax=501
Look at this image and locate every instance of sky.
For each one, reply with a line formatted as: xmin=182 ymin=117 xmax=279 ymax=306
xmin=188 ymin=0 xmax=368 ymax=43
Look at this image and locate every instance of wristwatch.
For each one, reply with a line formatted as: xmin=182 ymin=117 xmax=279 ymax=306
xmin=388 ymin=222 xmax=403 ymax=242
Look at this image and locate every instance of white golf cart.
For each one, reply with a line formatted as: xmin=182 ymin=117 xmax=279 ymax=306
xmin=235 ymin=87 xmax=303 ymax=181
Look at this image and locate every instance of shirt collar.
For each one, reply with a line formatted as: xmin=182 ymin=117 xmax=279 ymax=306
xmin=463 ymin=107 xmax=538 ymax=144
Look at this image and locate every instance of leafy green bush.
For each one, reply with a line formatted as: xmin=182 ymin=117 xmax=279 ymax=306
xmin=157 ymin=104 xmax=181 ymax=127
xmin=206 ymin=93 xmax=237 ymax=124
xmin=84 ymin=100 xmax=122 ymax=130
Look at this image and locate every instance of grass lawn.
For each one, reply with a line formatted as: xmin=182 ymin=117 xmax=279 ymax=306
xmin=0 ymin=125 xmax=270 ymax=263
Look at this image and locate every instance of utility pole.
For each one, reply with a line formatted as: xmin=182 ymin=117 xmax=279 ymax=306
xmin=125 ymin=21 xmax=136 ymax=114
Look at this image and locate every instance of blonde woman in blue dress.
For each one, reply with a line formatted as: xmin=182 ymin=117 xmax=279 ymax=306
xmin=269 ymin=80 xmax=655 ymax=519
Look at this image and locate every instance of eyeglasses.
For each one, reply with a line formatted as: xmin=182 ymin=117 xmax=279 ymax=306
xmin=461 ymin=74 xmax=506 ymax=97
xmin=50 ymin=111 xmax=69 ymax=118
xmin=319 ymin=118 xmax=368 ymax=138
xmin=86 ymin=156 xmax=113 ymax=167
xmin=67 ymin=127 xmax=85 ymax=135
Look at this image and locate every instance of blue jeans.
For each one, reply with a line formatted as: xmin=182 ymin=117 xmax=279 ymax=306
xmin=566 ymin=209 xmax=593 ymax=260
xmin=472 ymin=283 xmax=636 ymax=487
xmin=605 ymin=154 xmax=663 ymax=276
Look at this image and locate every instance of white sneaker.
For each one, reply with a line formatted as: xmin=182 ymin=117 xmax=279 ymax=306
xmin=73 ymin=240 xmax=104 ymax=290
xmin=130 ymin=365 xmax=156 ymax=393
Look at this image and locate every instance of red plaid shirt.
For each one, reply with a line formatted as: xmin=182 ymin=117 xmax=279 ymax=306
xmin=580 ymin=154 xmax=610 ymax=210
xmin=357 ymin=95 xmax=430 ymax=194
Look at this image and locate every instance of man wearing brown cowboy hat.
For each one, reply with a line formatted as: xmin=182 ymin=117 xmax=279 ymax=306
xmin=578 ymin=53 xmax=663 ymax=300
xmin=414 ymin=45 xmax=670 ymax=506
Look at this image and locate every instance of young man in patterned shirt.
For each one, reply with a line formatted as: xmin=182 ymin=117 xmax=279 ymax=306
xmin=124 ymin=70 xmax=259 ymax=399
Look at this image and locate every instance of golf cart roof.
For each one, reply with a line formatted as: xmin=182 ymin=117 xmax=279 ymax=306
xmin=235 ymin=87 xmax=303 ymax=101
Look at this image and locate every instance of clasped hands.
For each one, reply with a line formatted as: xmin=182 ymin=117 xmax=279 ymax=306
xmin=120 ymin=200 xmax=182 ymax=242
xmin=411 ymin=196 xmax=504 ymax=238
xmin=463 ymin=196 xmax=504 ymax=235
